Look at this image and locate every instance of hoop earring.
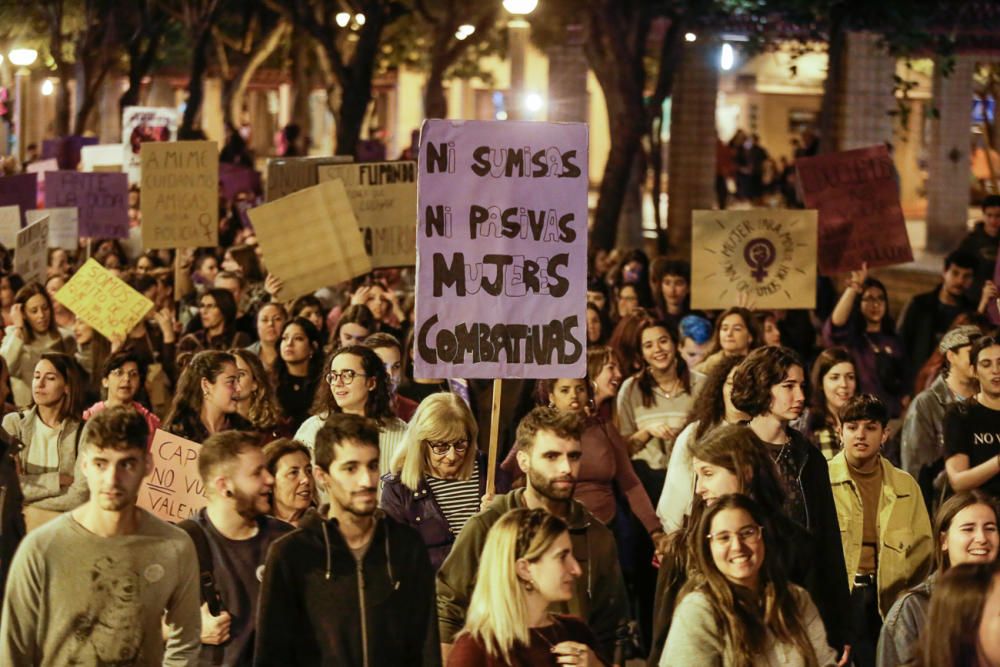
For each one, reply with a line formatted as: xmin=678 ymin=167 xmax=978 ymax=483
xmin=523 ymin=579 xmax=535 ymax=592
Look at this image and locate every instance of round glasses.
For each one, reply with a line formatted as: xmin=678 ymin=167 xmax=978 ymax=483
xmin=706 ymin=524 xmax=762 ymax=548
xmin=326 ymin=370 xmax=367 ymax=385
xmin=425 ymin=439 xmax=470 ymax=456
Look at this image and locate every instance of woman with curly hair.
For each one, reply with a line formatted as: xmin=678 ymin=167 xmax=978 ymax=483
xmin=660 ymin=494 xmax=838 ymax=666
xmin=231 ymin=348 xmax=286 ymax=439
xmin=162 ymin=350 xmax=252 ymax=443
xmin=293 ymin=344 xmax=405 ymax=474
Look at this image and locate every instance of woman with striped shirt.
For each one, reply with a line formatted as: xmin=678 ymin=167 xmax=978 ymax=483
xmin=380 ymin=392 xmax=505 ymax=570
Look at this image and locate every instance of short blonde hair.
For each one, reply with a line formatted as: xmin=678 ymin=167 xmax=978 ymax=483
xmin=396 ymin=393 xmax=478 ymax=489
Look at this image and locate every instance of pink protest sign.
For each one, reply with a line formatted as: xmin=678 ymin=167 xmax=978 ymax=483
xmin=796 ymin=144 xmax=912 ymax=275
xmin=138 ymin=429 xmax=207 ymax=523
xmin=414 ymin=119 xmax=589 ymax=379
xmin=45 ymin=171 xmax=129 ymax=238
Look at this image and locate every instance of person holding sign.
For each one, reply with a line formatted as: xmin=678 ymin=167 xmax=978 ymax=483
xmin=2 ymin=353 xmax=87 ymax=529
xmin=162 ymin=351 xmax=253 ymax=444
xmin=0 ymin=405 xmax=202 ymax=666
xmin=294 ymin=345 xmax=406 ymax=476
xmin=447 ymin=509 xmax=605 ymax=667
xmin=824 ymin=266 xmax=908 ymax=419
xmin=1 ymin=283 xmax=75 ymax=407
xmin=255 ymin=414 xmax=439 ymax=667
xmin=436 ymin=407 xmax=628 ymax=664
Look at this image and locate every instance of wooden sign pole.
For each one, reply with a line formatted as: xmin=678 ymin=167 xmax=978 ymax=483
xmin=485 ymin=378 xmax=502 ymax=496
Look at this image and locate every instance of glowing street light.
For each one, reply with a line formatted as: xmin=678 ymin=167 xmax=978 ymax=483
xmin=720 ymin=43 xmax=734 ymax=71
xmin=335 ymin=12 xmax=351 ymax=27
xmin=684 ymin=32 xmax=697 ymax=42
xmin=41 ymin=79 xmax=54 ymax=96
xmin=9 ymin=48 xmax=38 ymax=164
xmin=502 ymin=0 xmax=538 ymax=15
xmin=503 ymin=0 xmax=538 ymax=120
xmin=455 ymin=24 xmax=475 ymax=40
xmin=354 ymin=13 xmax=366 ymax=25
xmin=8 ymin=48 xmax=37 ymax=67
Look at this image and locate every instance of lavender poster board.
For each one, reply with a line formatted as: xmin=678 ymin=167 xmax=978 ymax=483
xmin=218 ymin=163 xmax=261 ymax=201
xmin=0 ymin=174 xmax=38 ymax=225
xmin=45 ymin=171 xmax=129 ymax=239
xmin=413 ymin=119 xmax=589 ymax=379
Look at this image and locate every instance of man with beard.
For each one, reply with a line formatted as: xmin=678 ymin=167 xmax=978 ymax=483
xmin=944 ymin=335 xmax=1000 ymax=500
xmin=0 ymin=405 xmax=201 ymax=665
xmin=436 ymin=406 xmax=628 ymax=665
xmin=255 ymin=413 xmax=439 ymax=666
xmin=185 ymin=430 xmax=290 ymax=666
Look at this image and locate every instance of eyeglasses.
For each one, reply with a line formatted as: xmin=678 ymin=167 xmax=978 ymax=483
xmin=860 ymin=296 xmax=886 ymax=304
xmin=109 ymin=369 xmax=140 ymax=380
xmin=707 ymin=524 xmax=762 ymax=547
xmin=425 ymin=439 xmax=470 ymax=456
xmin=326 ymin=370 xmax=367 ymax=385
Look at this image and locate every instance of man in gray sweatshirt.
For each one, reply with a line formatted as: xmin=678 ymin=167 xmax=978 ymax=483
xmin=0 ymin=405 xmax=202 ymax=666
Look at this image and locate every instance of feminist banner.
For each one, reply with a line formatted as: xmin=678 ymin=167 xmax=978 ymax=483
xmin=414 ymin=119 xmax=588 ymax=380
xmin=796 ymin=144 xmax=912 ymax=275
xmin=318 ymin=161 xmax=417 ymax=268
xmin=45 ymin=171 xmax=129 ymax=238
xmin=691 ymin=209 xmax=818 ymax=310
xmin=138 ymin=430 xmax=206 ymax=522
xmin=140 ymin=141 xmax=219 ymax=249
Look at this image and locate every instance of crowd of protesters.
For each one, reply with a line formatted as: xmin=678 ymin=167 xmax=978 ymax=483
xmin=0 ymin=160 xmax=996 ymax=667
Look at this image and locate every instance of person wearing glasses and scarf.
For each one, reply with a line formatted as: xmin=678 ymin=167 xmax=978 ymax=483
xmin=380 ymin=393 xmax=510 ymax=571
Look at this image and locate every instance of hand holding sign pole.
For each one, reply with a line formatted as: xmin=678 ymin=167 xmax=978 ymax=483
xmin=415 ymin=119 xmax=589 ymax=494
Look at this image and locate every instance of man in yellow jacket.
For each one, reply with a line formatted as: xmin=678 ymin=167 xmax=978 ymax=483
xmin=829 ymin=394 xmax=933 ymax=667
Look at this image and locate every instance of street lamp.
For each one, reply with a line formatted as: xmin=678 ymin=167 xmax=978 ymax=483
xmin=8 ymin=48 xmax=37 ymax=164
xmin=503 ymin=0 xmax=537 ymax=121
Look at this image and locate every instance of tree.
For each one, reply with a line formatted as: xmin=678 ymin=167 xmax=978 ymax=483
xmin=273 ymin=0 xmax=407 ymax=156
xmin=117 ymin=0 xmax=172 ymax=114
xmin=169 ymin=0 xmax=224 ymax=137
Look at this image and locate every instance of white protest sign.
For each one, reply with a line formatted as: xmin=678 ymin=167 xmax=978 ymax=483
xmin=414 ymin=119 xmax=589 ymax=380
xmin=122 ymin=106 xmax=179 ymax=184
xmin=14 ymin=217 xmax=49 ymax=285
xmin=27 ymin=208 xmax=78 ymax=250
xmin=81 ymin=144 xmax=124 ymax=172
xmin=0 ymin=206 xmax=19 ymax=248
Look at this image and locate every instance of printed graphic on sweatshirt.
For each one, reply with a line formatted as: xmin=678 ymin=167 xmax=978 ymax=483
xmin=67 ymin=556 xmax=145 ymax=666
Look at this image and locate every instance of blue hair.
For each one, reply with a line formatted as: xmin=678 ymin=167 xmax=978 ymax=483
xmin=679 ymin=315 xmax=712 ymax=345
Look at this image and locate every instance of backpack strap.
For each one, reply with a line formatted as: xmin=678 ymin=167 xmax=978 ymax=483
xmin=178 ymin=519 xmax=226 ymax=664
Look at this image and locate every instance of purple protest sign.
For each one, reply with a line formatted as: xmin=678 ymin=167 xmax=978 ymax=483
xmin=42 ymin=136 xmax=99 ymax=170
xmin=414 ymin=119 xmax=589 ymax=380
xmin=218 ymin=163 xmax=261 ymax=201
xmin=0 ymin=173 xmax=38 ymax=225
xmin=45 ymin=171 xmax=129 ymax=239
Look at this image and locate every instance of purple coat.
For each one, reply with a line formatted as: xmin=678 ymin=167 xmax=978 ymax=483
xmin=379 ymin=452 xmax=509 ymax=571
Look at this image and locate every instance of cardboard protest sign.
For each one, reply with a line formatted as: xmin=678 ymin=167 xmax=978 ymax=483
xmin=318 ymin=161 xmax=417 ymax=268
xmin=265 ymin=155 xmax=353 ymax=201
xmin=796 ymin=145 xmax=912 ymax=275
xmin=0 ymin=206 xmax=19 ymax=248
xmin=14 ymin=217 xmax=49 ymax=285
xmin=0 ymin=173 xmax=38 ymax=225
xmin=81 ymin=144 xmax=124 ymax=172
xmin=248 ymin=180 xmax=371 ymax=300
xmin=691 ymin=209 xmax=818 ymax=310
xmin=138 ymin=430 xmax=207 ymax=522
xmin=27 ymin=208 xmax=78 ymax=250
xmin=122 ymin=106 xmax=179 ymax=184
xmin=219 ymin=163 xmax=261 ymax=201
xmin=45 ymin=171 xmax=129 ymax=239
xmin=140 ymin=141 xmax=219 ymax=249
xmin=414 ymin=119 xmax=589 ymax=380
xmin=55 ymin=259 xmax=154 ymax=339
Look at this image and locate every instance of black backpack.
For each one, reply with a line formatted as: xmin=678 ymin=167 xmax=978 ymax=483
xmin=178 ymin=519 xmax=225 ymax=665
xmin=0 ymin=426 xmax=25 ymax=601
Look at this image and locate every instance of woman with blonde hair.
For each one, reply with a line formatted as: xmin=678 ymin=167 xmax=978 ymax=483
xmin=380 ymin=392 xmax=503 ymax=570
xmin=448 ymin=508 xmax=604 ymax=666
xmin=231 ymin=348 xmax=287 ymax=439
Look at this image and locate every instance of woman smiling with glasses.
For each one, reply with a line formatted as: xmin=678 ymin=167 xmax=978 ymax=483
xmin=293 ymin=344 xmax=406 ymax=475
xmin=661 ymin=494 xmax=839 ymax=667
xmin=381 ymin=393 xmax=507 ymax=570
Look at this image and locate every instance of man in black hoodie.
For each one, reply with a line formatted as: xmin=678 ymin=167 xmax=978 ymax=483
xmin=255 ymin=414 xmax=440 ymax=667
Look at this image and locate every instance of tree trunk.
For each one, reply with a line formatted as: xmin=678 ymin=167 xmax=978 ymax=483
xmin=334 ymin=77 xmax=372 ymax=157
xmin=592 ymin=120 xmax=644 ymax=251
xmin=53 ymin=73 xmax=72 ymax=137
xmin=223 ymin=20 xmax=289 ymax=128
xmin=424 ymin=65 xmax=447 ymax=119
xmin=289 ymin=27 xmax=312 ymax=135
xmin=818 ymin=2 xmax=847 ymax=154
xmin=120 ymin=27 xmax=164 ymax=113
xmin=180 ymin=27 xmax=213 ymax=137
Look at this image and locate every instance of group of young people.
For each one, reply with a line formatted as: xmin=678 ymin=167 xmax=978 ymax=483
xmin=0 ymin=195 xmax=997 ymax=667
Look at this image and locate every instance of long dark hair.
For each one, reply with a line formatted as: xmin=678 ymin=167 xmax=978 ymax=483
xmin=200 ymin=288 xmax=239 ymax=337
xmin=273 ymin=317 xmax=323 ymax=383
xmin=685 ymin=354 xmax=746 ymax=439
xmin=649 ymin=257 xmax=690 ymax=318
xmin=231 ymin=348 xmax=283 ymax=430
xmin=685 ymin=494 xmax=819 ymax=667
xmin=33 ymin=353 xmax=85 ymax=423
xmin=913 ymin=561 xmax=1000 ymax=667
xmin=849 ymin=277 xmax=895 ymax=336
xmin=631 ymin=318 xmax=690 ymax=409
xmin=689 ymin=425 xmax=788 ymax=515
xmin=932 ymin=490 xmax=999 ymax=572
xmin=806 ymin=347 xmax=855 ymax=434
xmin=15 ymin=282 xmax=62 ymax=344
xmin=310 ymin=345 xmax=394 ymax=425
xmin=332 ymin=304 xmax=376 ymax=348
xmin=163 ymin=351 xmax=237 ymax=438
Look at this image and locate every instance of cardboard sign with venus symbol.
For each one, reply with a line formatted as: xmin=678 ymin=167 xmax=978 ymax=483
xmin=691 ymin=209 xmax=818 ymax=310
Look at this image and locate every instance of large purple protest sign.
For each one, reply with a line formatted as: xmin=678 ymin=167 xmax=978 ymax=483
xmin=219 ymin=163 xmax=261 ymax=201
xmin=414 ymin=119 xmax=589 ymax=380
xmin=42 ymin=136 xmax=99 ymax=170
xmin=0 ymin=173 xmax=38 ymax=225
xmin=45 ymin=171 xmax=129 ymax=239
